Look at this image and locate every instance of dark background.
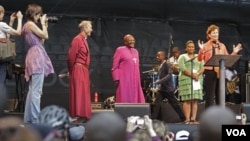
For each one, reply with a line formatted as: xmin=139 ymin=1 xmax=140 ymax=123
xmin=1 ymin=0 xmax=250 ymax=111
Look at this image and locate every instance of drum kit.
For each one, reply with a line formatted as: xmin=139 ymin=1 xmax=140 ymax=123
xmin=142 ymin=65 xmax=160 ymax=103
xmin=142 ymin=65 xmax=179 ymax=103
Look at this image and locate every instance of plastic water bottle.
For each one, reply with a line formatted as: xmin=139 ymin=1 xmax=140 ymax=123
xmin=94 ymin=92 xmax=98 ymax=102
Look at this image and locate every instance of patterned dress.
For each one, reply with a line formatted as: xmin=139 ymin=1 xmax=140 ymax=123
xmin=22 ymin=23 xmax=54 ymax=81
xmin=178 ymin=54 xmax=204 ymax=101
xmin=22 ymin=23 xmax=54 ymax=123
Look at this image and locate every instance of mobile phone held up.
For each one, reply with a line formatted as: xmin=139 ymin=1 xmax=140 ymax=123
xmin=136 ymin=118 xmax=144 ymax=125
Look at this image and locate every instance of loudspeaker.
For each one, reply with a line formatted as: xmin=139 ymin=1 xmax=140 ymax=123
xmin=114 ymin=103 xmax=151 ymax=119
xmin=240 ymin=73 xmax=250 ymax=103
xmin=225 ymin=103 xmax=242 ymax=115
xmin=160 ymin=102 xmax=205 ymax=123
xmin=242 ymin=103 xmax=250 ymax=123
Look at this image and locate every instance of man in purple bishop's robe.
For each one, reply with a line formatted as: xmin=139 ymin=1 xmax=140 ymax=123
xmin=111 ymin=34 xmax=145 ymax=103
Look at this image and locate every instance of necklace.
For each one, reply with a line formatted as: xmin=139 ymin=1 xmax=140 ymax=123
xmin=130 ymin=48 xmax=137 ymax=63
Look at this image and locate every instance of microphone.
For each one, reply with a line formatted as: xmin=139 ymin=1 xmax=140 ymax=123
xmin=170 ymin=34 xmax=174 ymax=45
xmin=47 ymin=16 xmax=59 ymax=23
xmin=58 ymin=73 xmax=69 ymax=78
xmin=212 ymin=40 xmax=220 ymax=50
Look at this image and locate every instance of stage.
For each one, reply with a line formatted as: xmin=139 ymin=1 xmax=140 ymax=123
xmin=5 ymin=101 xmax=242 ymax=123
xmin=3 ymin=102 xmax=246 ymax=141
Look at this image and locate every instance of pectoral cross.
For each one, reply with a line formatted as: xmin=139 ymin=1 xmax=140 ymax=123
xmin=133 ymin=58 xmax=137 ymax=63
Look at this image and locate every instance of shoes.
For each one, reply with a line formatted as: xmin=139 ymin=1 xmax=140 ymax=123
xmin=191 ymin=121 xmax=200 ymax=124
xmin=183 ymin=120 xmax=200 ymax=124
xmin=72 ymin=117 xmax=88 ymax=124
xmin=189 ymin=119 xmax=200 ymax=124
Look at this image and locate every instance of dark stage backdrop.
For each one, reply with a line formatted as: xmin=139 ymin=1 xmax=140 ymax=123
xmin=6 ymin=17 xmax=250 ymax=110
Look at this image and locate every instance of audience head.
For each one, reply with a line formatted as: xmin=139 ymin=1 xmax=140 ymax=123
xmin=0 ymin=116 xmax=42 ymax=141
xmin=68 ymin=125 xmax=85 ymax=141
xmin=199 ymin=105 xmax=237 ymax=141
xmin=86 ymin=111 xmax=126 ymax=141
xmin=38 ymin=105 xmax=70 ymax=130
xmin=152 ymin=119 xmax=166 ymax=139
xmin=152 ymin=119 xmax=174 ymax=141
xmin=37 ymin=105 xmax=86 ymax=141
xmin=129 ymin=128 xmax=151 ymax=141
xmin=37 ymin=105 xmax=70 ymax=139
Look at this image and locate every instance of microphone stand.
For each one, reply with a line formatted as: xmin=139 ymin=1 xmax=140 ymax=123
xmin=185 ymin=55 xmax=197 ymax=122
xmin=167 ymin=33 xmax=174 ymax=59
xmin=185 ymin=46 xmax=218 ymax=121
xmin=142 ymin=69 xmax=155 ymax=74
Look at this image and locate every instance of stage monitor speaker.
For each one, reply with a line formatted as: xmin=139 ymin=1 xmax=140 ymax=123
xmin=242 ymin=103 xmax=250 ymax=123
xmin=160 ymin=102 xmax=205 ymax=123
xmin=240 ymin=73 xmax=250 ymax=103
xmin=114 ymin=103 xmax=150 ymax=119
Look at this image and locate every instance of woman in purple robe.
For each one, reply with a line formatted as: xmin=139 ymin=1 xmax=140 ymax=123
xmin=111 ymin=34 xmax=145 ymax=103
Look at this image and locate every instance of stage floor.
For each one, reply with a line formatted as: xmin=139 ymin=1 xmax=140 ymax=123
xmin=3 ymin=102 xmax=242 ymax=123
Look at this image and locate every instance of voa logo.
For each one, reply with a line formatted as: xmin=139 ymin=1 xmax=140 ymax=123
xmin=226 ymin=129 xmax=246 ymax=136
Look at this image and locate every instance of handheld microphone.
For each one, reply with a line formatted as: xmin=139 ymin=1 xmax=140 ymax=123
xmin=212 ymin=40 xmax=220 ymax=50
xmin=170 ymin=34 xmax=174 ymax=45
xmin=47 ymin=16 xmax=59 ymax=23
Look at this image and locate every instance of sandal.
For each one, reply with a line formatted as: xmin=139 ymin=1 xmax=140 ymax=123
xmin=184 ymin=120 xmax=190 ymax=124
xmin=190 ymin=119 xmax=200 ymax=124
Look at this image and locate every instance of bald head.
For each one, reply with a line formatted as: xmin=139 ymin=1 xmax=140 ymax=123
xmin=123 ymin=34 xmax=135 ymax=48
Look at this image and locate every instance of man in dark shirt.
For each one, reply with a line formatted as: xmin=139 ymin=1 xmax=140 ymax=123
xmin=151 ymin=51 xmax=185 ymax=122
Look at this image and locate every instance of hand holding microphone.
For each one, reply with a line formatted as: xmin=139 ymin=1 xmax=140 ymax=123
xmin=212 ymin=40 xmax=220 ymax=50
xmin=40 ymin=14 xmax=48 ymax=27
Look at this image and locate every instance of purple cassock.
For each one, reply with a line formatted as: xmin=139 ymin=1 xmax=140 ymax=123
xmin=111 ymin=46 xmax=145 ymax=103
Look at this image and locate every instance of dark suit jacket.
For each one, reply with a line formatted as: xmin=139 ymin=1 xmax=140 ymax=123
xmin=157 ymin=60 xmax=175 ymax=93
